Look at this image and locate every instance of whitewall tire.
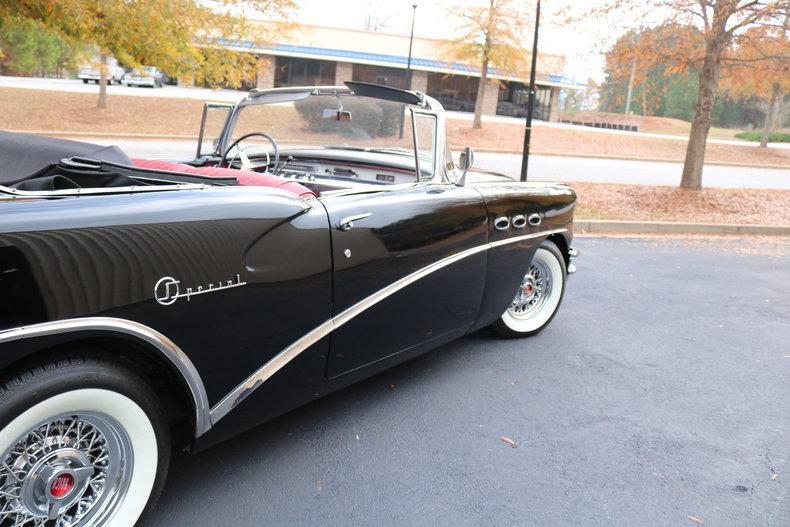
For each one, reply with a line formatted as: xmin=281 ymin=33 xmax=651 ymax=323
xmin=0 ymin=356 xmax=170 ymax=526
xmin=490 ymin=240 xmax=566 ymax=338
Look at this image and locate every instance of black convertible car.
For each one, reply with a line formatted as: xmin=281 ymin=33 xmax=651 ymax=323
xmin=0 ymin=82 xmax=577 ymax=526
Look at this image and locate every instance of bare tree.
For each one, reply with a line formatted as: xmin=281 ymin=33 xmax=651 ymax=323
xmin=363 ymin=1 xmax=395 ymax=31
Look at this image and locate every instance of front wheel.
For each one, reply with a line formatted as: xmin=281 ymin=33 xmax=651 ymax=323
xmin=0 ymin=356 xmax=170 ymax=526
xmin=489 ymin=240 xmax=566 ymax=338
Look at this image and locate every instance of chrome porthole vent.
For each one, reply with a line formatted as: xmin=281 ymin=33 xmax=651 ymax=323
xmin=0 ymin=412 xmax=132 ymax=527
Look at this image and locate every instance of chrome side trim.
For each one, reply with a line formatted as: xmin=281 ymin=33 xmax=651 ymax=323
xmin=0 ymin=183 xmax=207 ymax=198
xmin=0 ymin=317 xmax=212 ymax=437
xmin=209 ymin=320 xmax=334 ymax=423
xmin=209 ymin=228 xmax=567 ymax=424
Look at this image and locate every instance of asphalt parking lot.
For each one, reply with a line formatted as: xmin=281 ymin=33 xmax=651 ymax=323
xmin=146 ymin=236 xmax=790 ymax=526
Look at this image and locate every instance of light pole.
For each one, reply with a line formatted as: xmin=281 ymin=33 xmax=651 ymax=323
xmin=399 ymin=3 xmax=418 ymax=139
xmin=519 ymin=0 xmax=541 ymax=182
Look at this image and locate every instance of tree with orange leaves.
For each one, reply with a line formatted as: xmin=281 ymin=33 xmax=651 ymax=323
xmin=602 ymin=24 xmax=705 ymax=115
xmin=0 ymin=0 xmax=295 ymax=109
xmin=443 ymin=0 xmax=532 ymax=129
xmin=574 ymin=0 xmax=789 ymax=190
xmin=720 ymin=25 xmax=790 ymax=146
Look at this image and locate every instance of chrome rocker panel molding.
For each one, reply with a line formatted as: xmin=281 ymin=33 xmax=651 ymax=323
xmin=209 ymin=228 xmax=567 ymax=424
xmin=0 ymin=317 xmax=212 ymax=437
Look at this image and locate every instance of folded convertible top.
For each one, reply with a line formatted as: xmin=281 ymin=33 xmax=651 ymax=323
xmin=0 ymin=130 xmax=132 ymax=186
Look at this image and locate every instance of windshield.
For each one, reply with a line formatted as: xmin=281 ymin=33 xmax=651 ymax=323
xmin=228 ymin=93 xmax=437 ymax=179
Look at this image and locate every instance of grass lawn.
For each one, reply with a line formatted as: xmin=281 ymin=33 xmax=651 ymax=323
xmin=571 ymin=183 xmax=790 ymax=226
xmin=558 ymin=110 xmax=752 ymax=141
xmin=2 ymin=87 xmax=789 ymax=168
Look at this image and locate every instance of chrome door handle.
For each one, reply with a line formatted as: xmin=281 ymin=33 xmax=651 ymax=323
xmin=337 ymin=212 xmax=372 ymax=231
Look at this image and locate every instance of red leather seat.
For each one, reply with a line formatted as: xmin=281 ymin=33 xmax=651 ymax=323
xmin=131 ymin=159 xmax=316 ymax=199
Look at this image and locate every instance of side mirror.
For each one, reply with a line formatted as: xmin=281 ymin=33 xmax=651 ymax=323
xmin=322 ymin=109 xmax=353 ymax=121
xmin=456 ymin=147 xmax=475 ymax=186
xmin=459 ymin=147 xmax=475 ymax=171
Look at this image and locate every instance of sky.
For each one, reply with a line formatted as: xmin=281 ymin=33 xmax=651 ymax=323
xmin=292 ymin=0 xmax=617 ymax=83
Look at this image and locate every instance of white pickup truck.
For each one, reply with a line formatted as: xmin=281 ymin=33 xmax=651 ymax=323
xmin=77 ymin=58 xmax=126 ymax=84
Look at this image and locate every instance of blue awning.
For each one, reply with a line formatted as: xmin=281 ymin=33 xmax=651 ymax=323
xmin=213 ymin=38 xmax=584 ymax=88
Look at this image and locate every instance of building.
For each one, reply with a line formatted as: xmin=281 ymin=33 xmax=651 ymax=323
xmin=214 ymin=24 xmax=582 ymax=122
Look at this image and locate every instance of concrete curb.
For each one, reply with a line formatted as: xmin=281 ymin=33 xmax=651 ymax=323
xmin=11 ymin=131 xmax=790 ymax=171
xmin=471 ymin=148 xmax=790 ymax=170
xmin=575 ymin=219 xmax=790 ymax=236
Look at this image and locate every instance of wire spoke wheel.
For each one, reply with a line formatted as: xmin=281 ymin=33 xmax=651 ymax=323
xmin=490 ymin=240 xmax=566 ymax=338
xmin=0 ymin=412 xmax=132 ymax=527
xmin=0 ymin=363 xmax=167 ymax=527
xmin=508 ymin=260 xmax=553 ymax=320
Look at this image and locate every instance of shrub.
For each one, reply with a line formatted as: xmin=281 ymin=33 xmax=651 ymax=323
xmin=734 ymin=131 xmax=790 ymax=143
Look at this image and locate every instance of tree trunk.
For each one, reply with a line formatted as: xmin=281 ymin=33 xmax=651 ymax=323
xmin=680 ymin=42 xmax=722 ymax=190
xmin=625 ymin=56 xmax=637 ymax=114
xmin=760 ymin=84 xmax=780 ymax=148
xmin=97 ymin=52 xmax=108 ymax=109
xmin=473 ymin=57 xmax=489 ymax=130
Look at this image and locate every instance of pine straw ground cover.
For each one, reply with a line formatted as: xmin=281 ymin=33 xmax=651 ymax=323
xmin=3 ymin=87 xmax=790 ymax=167
xmin=570 ymin=183 xmax=790 ymax=226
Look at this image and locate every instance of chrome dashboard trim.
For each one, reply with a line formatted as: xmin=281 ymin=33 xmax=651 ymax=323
xmin=209 ymin=228 xmax=567 ymax=424
xmin=0 ymin=317 xmax=212 ymax=437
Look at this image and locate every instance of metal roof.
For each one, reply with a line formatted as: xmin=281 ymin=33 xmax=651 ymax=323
xmin=214 ymin=38 xmax=584 ymax=89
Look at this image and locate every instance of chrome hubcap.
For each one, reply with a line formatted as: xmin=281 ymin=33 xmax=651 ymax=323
xmin=508 ymin=260 xmax=552 ymax=319
xmin=0 ymin=413 xmax=132 ymax=526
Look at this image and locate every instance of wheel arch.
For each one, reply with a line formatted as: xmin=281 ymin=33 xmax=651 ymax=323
xmin=548 ymin=232 xmax=570 ymax=268
xmin=0 ymin=317 xmax=211 ymax=440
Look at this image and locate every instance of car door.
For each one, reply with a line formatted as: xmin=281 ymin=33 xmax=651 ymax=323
xmin=322 ymin=181 xmax=488 ymax=378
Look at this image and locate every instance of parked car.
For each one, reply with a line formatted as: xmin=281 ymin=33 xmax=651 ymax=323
xmin=122 ymin=66 xmax=165 ymax=88
xmin=0 ymin=82 xmax=577 ymax=526
xmin=76 ymin=58 xmax=125 ymax=84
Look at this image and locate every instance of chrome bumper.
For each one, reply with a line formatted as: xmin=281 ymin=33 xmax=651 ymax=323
xmin=567 ymin=247 xmax=579 ymax=275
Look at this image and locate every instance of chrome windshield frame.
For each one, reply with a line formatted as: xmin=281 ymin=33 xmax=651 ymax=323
xmin=215 ymin=85 xmax=449 ymax=184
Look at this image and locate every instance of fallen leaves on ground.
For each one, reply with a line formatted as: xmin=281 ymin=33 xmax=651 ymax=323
xmin=571 ymin=183 xmax=790 ymax=226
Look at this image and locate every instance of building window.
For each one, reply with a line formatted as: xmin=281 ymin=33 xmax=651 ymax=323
xmin=496 ymin=82 xmax=553 ymax=120
xmin=352 ymin=64 xmax=408 ymax=89
xmin=274 ymin=57 xmax=336 ymax=87
xmin=425 ymin=73 xmax=478 ymax=113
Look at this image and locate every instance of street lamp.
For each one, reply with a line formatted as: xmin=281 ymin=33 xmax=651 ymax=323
xmin=519 ymin=0 xmax=541 ymax=182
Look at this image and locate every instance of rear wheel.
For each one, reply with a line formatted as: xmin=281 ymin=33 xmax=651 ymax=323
xmin=489 ymin=240 xmax=566 ymax=338
xmin=0 ymin=356 xmax=170 ymax=526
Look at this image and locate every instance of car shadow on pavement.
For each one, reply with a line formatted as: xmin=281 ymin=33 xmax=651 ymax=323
xmin=148 ymin=329 xmax=495 ymax=523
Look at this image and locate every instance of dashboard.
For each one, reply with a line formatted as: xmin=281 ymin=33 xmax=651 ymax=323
xmin=270 ymin=157 xmax=418 ymax=186
xmin=234 ymin=147 xmax=430 ymax=190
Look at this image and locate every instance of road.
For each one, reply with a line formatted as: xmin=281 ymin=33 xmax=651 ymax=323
xmin=147 ymin=237 xmax=790 ymax=526
xmin=98 ymin=138 xmax=790 ymax=189
xmin=0 ymin=75 xmax=247 ymax=103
